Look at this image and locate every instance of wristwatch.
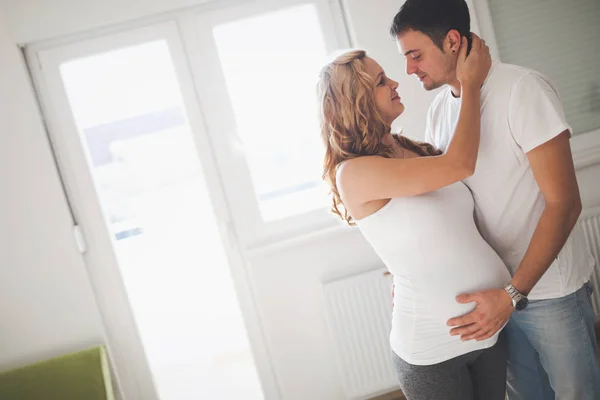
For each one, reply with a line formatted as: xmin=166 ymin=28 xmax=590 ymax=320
xmin=504 ymin=284 xmax=529 ymax=311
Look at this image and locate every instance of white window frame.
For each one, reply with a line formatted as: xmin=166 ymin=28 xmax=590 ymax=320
xmin=180 ymin=0 xmax=351 ymax=252
xmin=470 ymin=0 xmax=600 ymax=170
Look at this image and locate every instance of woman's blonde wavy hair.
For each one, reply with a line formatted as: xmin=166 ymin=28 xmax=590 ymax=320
xmin=318 ymin=49 xmax=441 ymax=225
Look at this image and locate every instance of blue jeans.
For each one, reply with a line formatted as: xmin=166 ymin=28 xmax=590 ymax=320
xmin=505 ymin=281 xmax=600 ymax=399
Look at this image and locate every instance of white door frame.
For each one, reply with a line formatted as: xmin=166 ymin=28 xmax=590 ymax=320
xmin=27 ymin=19 xmax=281 ymax=400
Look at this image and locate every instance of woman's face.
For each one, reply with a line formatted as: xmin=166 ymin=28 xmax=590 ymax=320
xmin=363 ymin=57 xmax=404 ymax=125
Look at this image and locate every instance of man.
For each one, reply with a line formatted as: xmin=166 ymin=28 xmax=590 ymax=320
xmin=389 ymin=0 xmax=599 ymax=399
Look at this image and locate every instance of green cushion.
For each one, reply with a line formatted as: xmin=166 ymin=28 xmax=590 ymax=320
xmin=0 ymin=346 xmax=115 ymax=400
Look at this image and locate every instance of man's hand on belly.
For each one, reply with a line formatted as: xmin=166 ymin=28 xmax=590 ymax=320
xmin=446 ymin=289 xmax=513 ymax=341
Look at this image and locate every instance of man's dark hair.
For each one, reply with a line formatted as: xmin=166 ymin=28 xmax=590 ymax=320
xmin=389 ymin=0 xmax=471 ymax=52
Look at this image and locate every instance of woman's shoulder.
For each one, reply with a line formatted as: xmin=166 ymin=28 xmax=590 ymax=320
xmin=335 ymin=155 xmax=386 ymax=185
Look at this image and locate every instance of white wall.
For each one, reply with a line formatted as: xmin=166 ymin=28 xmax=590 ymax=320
xmin=1 ymin=1 xmax=599 ymax=400
xmin=0 ymin=0 xmax=216 ymax=44
xmin=0 ymin=4 xmax=105 ymax=371
xmin=577 ymin=164 xmax=600 ymax=209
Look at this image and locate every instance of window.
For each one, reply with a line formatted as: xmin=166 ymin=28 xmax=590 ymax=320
xmin=192 ymin=0 xmax=348 ymax=247
xmin=60 ymin=41 xmax=198 ymax=240
xmin=213 ymin=4 xmax=330 ymax=222
xmin=488 ymin=0 xmax=600 ymax=135
xmin=37 ymin=1 xmax=348 ymax=251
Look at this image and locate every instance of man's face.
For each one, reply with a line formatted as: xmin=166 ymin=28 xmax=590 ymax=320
xmin=396 ymin=30 xmax=456 ymax=91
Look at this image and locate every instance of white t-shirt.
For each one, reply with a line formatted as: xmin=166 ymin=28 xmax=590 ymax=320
xmin=425 ymin=62 xmax=595 ymax=300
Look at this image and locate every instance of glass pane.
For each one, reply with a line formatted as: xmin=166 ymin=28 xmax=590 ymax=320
xmin=213 ymin=4 xmax=330 ymax=221
xmin=489 ymin=0 xmax=600 ymax=135
xmin=60 ymin=40 xmax=264 ymax=400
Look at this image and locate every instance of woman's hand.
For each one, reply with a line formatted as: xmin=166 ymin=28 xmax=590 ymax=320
xmin=456 ymin=33 xmax=491 ymax=88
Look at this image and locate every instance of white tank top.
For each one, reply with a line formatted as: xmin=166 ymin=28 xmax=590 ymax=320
xmin=355 ymin=181 xmax=511 ymax=365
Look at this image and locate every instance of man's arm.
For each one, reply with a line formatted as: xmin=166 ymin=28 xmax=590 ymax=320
xmin=510 ymin=130 xmax=582 ymax=295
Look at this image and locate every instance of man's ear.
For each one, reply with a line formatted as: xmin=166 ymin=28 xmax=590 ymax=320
xmin=445 ymin=29 xmax=462 ymax=54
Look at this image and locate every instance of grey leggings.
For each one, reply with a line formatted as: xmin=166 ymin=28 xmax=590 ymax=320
xmin=392 ymin=333 xmax=507 ymax=400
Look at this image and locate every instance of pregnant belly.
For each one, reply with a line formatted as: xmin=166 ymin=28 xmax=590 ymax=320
xmin=394 ymin=255 xmax=511 ymax=325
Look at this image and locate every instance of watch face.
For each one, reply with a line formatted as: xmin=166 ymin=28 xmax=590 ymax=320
xmin=515 ymin=297 xmax=529 ymax=311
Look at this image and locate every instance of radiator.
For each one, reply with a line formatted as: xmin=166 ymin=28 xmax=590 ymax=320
xmin=322 ymin=268 xmax=397 ymax=399
xmin=580 ymin=205 xmax=600 ymax=315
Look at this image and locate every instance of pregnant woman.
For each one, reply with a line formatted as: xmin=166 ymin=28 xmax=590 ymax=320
xmin=317 ymin=34 xmax=510 ymax=400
